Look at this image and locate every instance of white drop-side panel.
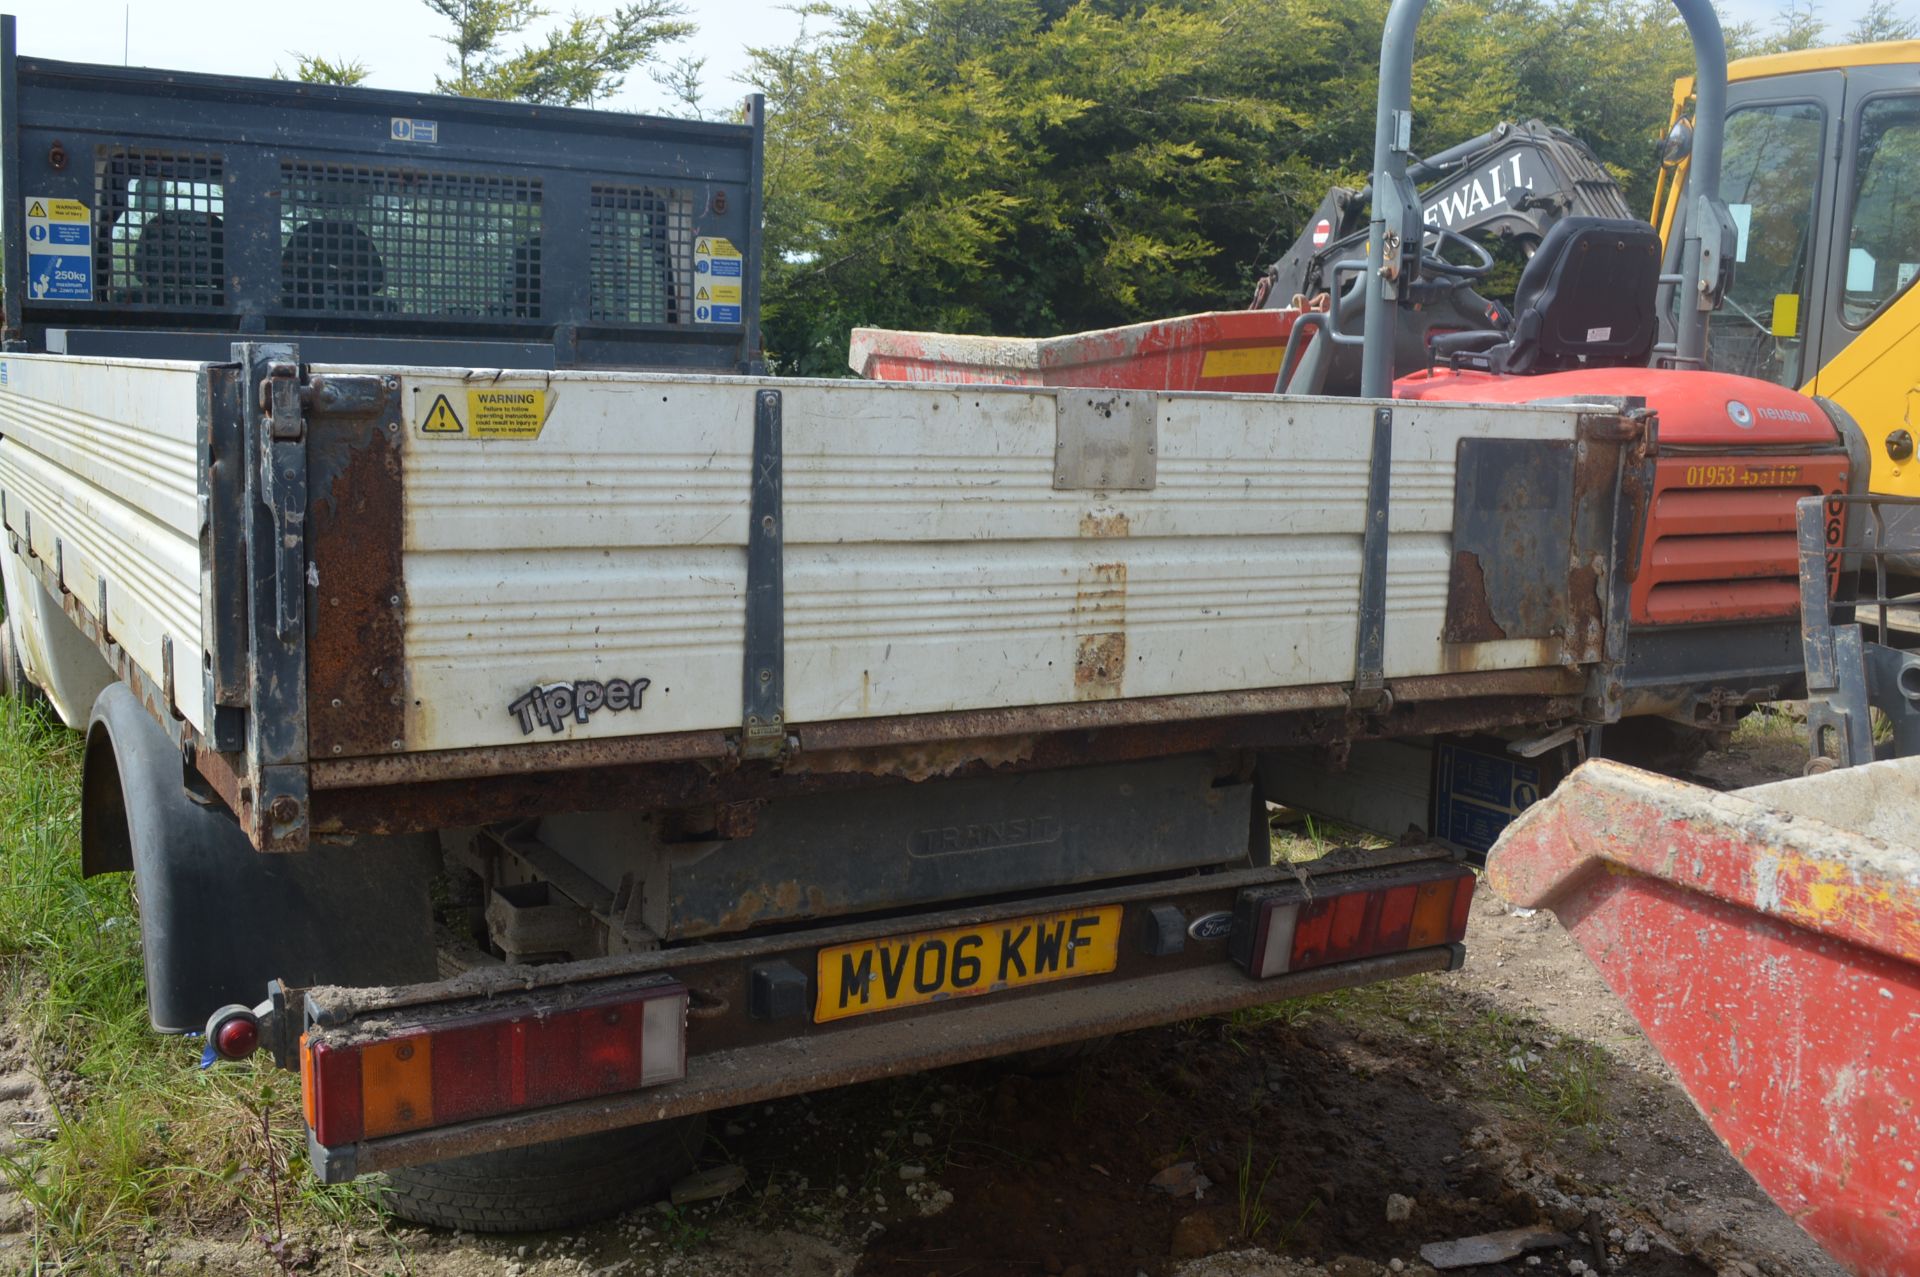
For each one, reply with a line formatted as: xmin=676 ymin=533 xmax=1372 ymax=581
xmin=399 ymin=377 xmax=753 ymax=749
xmin=380 ymin=368 xmax=1586 ymax=755
xmin=0 ymin=353 xmax=206 ymax=730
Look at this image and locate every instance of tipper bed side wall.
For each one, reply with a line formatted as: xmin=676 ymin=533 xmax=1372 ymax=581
xmin=0 ymin=354 xmax=204 ymax=729
xmin=375 ymin=370 xmax=1606 ymax=755
xmin=1 ymin=348 xmax=1650 ymax=852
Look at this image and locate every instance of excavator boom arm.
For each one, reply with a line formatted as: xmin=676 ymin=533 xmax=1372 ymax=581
xmin=1260 ymin=120 xmax=1632 ymax=306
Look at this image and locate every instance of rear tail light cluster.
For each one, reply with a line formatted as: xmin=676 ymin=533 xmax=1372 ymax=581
xmin=301 ymin=978 xmax=687 ymax=1147
xmin=1230 ymin=868 xmax=1475 ymax=979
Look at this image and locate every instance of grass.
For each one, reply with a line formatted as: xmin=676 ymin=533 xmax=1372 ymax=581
xmin=1269 ymin=975 xmax=1613 ymax=1148
xmin=1731 ymin=699 xmax=1893 ymax=763
xmin=0 ymin=696 xmax=388 ymax=1269
xmin=1270 ymin=1196 xmax=1319 ymax=1253
xmin=1731 ymin=702 xmax=1805 ymax=745
xmin=653 ymin=1204 xmax=712 ymax=1251
xmin=1266 ymin=808 xmax=1392 ymax=866
xmin=1233 ymin=1134 xmax=1278 ymax=1240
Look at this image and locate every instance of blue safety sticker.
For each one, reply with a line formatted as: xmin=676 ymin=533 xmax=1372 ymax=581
xmin=24 ymin=197 xmax=92 ymax=301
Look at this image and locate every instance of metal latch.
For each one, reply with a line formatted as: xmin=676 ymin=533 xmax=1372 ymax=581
xmin=257 ymin=362 xmax=306 ymax=639
xmin=262 ymin=363 xmax=305 ymax=441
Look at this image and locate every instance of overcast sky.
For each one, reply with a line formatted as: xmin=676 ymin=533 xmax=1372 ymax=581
xmin=0 ymin=0 xmax=1889 ymax=117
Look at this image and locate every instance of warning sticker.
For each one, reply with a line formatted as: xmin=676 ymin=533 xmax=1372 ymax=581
xmin=420 ymin=393 xmax=465 ymax=433
xmin=467 ymin=388 xmax=547 ymax=439
xmin=693 ymin=236 xmax=744 ymax=324
xmin=25 ymin=196 xmax=92 ymax=301
xmin=415 ymin=386 xmax=550 ymax=440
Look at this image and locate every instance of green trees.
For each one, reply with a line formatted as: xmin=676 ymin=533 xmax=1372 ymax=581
xmin=755 ymin=0 xmax=1332 ymax=373
xmin=282 ymin=0 xmax=1893 ymax=376
xmin=424 ymin=0 xmax=693 ymax=105
xmin=278 ymin=54 xmax=372 ymax=86
xmin=1846 ymin=0 xmax=1919 ymax=44
xmin=748 ymin=0 xmax=1731 ymax=375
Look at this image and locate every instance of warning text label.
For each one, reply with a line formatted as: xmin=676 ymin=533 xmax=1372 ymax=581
xmin=25 ymin=196 xmax=92 ymax=301
xmin=415 ymin=386 xmax=550 ymax=440
xmin=468 ymin=388 xmax=548 ymax=439
xmin=693 ymin=236 xmax=744 ymax=324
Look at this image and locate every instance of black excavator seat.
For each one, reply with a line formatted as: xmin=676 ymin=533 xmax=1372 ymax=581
xmin=1429 ymin=216 xmax=1662 ymax=375
xmin=280 ymin=219 xmax=395 ymax=313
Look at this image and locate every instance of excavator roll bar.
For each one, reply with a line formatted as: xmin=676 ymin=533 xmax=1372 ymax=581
xmin=1357 ymin=0 xmax=1736 ymax=394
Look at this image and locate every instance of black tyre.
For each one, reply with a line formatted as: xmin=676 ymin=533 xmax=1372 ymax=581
xmin=995 ymin=1035 xmax=1114 ymax=1076
xmin=0 ymin=616 xmax=45 ymax=709
xmin=1599 ymin=716 xmax=1715 ymax=775
xmin=379 ymin=1116 xmax=706 ymax=1232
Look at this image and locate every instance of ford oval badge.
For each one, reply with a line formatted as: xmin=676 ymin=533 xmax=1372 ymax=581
xmin=1187 ymin=910 xmax=1234 ymax=942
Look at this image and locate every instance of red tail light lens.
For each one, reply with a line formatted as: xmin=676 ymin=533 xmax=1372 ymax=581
xmin=1231 ymin=867 xmax=1475 ymax=979
xmin=302 ymin=978 xmax=687 ymax=1148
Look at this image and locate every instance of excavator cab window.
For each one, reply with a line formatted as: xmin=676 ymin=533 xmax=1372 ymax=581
xmin=1841 ymin=94 xmax=1920 ymax=329
xmin=1710 ymin=100 xmax=1825 ymax=386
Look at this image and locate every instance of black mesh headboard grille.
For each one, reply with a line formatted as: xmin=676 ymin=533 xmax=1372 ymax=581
xmin=3 ymin=26 xmax=765 ymax=371
xmin=95 ymin=148 xmax=227 ymax=309
xmin=279 ymin=161 xmax=543 ymax=320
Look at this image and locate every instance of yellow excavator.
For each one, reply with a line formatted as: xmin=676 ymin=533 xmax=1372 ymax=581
xmin=1653 ymin=41 xmax=1920 ymax=531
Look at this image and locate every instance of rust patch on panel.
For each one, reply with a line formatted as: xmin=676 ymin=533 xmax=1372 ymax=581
xmin=1074 ymin=561 xmax=1127 ymax=699
xmin=1442 ymin=551 xmax=1507 ymax=644
xmin=706 ymin=880 xmax=825 ymax=934
xmin=308 ymin=669 xmax=1579 ymax=792
xmin=1075 ymin=632 xmax=1127 ymax=696
xmin=306 ymin=395 xmax=407 ymax=759
xmin=1079 ymin=509 xmax=1130 ymax=538
xmin=1566 ymin=563 xmax=1604 ymax=663
xmin=790 ymin=734 xmax=1039 ymax=782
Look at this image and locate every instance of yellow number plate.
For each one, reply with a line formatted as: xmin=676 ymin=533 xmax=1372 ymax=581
xmin=814 ymin=906 xmax=1122 ymax=1023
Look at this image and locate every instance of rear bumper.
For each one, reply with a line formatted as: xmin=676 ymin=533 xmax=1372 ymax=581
xmin=312 ymin=946 xmax=1454 ymax=1180
xmin=292 ymin=850 xmax=1469 ymax=1181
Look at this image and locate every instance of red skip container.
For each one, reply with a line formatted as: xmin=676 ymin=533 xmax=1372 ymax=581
xmin=849 ymin=308 xmax=1302 ymax=395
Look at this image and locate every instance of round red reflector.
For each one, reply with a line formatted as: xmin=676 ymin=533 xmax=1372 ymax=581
xmin=214 ymin=1015 xmax=260 ymax=1061
xmin=1312 ymin=219 xmax=1332 ymax=247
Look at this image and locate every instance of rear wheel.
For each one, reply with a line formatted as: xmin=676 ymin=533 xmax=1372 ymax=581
xmin=1600 ymin=716 xmax=1715 ymax=776
xmin=0 ymin=616 xmax=45 ymax=709
xmin=995 ymin=1035 xmax=1114 ymax=1076
xmin=379 ymin=1116 xmax=706 ymax=1232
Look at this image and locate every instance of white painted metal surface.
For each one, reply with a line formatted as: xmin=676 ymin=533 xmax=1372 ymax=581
xmin=0 ymin=353 xmax=204 ymax=729
xmin=386 ymin=368 xmax=1583 ymax=754
xmin=0 ymin=352 xmax=1599 ymax=758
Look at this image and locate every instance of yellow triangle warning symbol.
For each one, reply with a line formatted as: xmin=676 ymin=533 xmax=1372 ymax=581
xmin=26 ymin=201 xmax=44 ymax=218
xmin=420 ymin=393 xmax=464 ymax=434
xmin=696 ymin=285 xmax=711 ymax=300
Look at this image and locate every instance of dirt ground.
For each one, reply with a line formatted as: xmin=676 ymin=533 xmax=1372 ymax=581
xmin=57 ymin=726 xmax=1846 ymax=1277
